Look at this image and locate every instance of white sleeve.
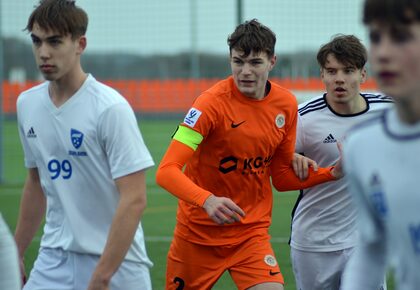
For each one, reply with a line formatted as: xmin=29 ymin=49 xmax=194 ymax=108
xmin=16 ymin=96 xmax=37 ymax=168
xmin=341 ymin=144 xmax=387 ymax=290
xmin=98 ymin=102 xmax=154 ymax=179
xmin=295 ymin=113 xmax=304 ymax=153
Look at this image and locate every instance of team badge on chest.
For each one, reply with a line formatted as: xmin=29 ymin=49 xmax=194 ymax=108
xmin=368 ymin=173 xmax=388 ymax=218
xmin=275 ymin=114 xmax=285 ymax=128
xmin=71 ymin=128 xmax=84 ymax=149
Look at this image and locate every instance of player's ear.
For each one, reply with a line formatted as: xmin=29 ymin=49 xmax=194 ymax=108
xmin=269 ymin=55 xmax=277 ymax=70
xmin=76 ymin=35 xmax=87 ymax=54
xmin=360 ymin=67 xmax=367 ymax=83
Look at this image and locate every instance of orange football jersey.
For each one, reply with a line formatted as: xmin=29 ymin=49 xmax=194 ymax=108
xmin=158 ymin=76 xmax=334 ymax=246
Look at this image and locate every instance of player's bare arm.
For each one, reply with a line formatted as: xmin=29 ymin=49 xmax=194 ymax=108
xmin=14 ymin=168 xmax=46 ymax=285
xmin=87 ymin=170 xmax=147 ymax=290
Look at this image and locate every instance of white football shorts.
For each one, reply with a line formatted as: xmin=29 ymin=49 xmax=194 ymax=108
xmin=291 ymin=247 xmax=387 ymax=290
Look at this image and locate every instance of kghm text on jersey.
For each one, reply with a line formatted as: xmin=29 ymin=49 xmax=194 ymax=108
xmin=219 ymin=155 xmax=273 ymax=175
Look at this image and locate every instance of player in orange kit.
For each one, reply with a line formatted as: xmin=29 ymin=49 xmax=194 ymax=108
xmin=156 ymin=19 xmax=342 ymax=290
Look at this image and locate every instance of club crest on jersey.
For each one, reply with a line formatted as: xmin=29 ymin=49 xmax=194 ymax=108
xmin=183 ymin=107 xmax=202 ymax=128
xmin=71 ymin=129 xmax=84 ymax=149
xmin=368 ymin=173 xmax=388 ymax=218
xmin=275 ymin=114 xmax=285 ymax=128
xmin=264 ymin=255 xmax=277 ymax=267
xmin=409 ymin=223 xmax=420 ymax=254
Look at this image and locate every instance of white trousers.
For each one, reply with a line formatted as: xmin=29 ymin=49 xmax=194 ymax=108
xmin=291 ymin=247 xmax=386 ymax=290
xmin=24 ymin=247 xmax=152 ymax=290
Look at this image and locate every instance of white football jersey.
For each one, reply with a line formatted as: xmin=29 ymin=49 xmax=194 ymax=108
xmin=342 ymin=108 xmax=420 ymax=290
xmin=290 ymin=93 xmax=393 ymax=252
xmin=17 ymin=75 xmax=154 ymax=265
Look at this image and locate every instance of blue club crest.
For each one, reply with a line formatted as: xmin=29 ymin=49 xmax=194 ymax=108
xmin=71 ymin=129 xmax=84 ymax=149
xmin=369 ymin=173 xmax=388 ymax=218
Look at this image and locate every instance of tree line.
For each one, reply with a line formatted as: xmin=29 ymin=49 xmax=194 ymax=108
xmin=2 ymin=37 xmax=320 ymax=81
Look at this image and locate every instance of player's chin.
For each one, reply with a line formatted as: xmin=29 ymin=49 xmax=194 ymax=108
xmin=238 ymin=87 xmax=257 ymax=98
xmin=42 ymin=73 xmax=58 ymax=81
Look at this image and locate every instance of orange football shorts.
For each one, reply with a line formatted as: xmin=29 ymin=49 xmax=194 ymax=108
xmin=166 ymin=233 xmax=284 ymax=290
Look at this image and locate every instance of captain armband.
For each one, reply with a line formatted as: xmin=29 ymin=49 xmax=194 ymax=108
xmin=173 ymin=126 xmax=204 ymax=151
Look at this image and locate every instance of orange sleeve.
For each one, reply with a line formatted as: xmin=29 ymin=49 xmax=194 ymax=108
xmin=271 ymin=164 xmax=336 ymax=192
xmin=269 ymin=105 xmax=337 ymax=191
xmin=155 ymin=139 xmax=212 ymax=207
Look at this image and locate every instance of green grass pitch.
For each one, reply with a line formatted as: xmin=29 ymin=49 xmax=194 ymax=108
xmin=0 ymin=118 xmax=394 ymax=289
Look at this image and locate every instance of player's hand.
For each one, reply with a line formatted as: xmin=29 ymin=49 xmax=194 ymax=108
xmin=86 ymin=274 xmax=110 ymax=290
xmin=292 ymin=153 xmax=318 ymax=180
xmin=331 ymin=142 xmax=344 ymax=179
xmin=203 ymin=194 xmax=245 ymax=225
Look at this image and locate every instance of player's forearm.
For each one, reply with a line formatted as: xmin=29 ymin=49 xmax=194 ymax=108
xmin=91 ymin=191 xmax=145 ymax=284
xmin=14 ymin=176 xmax=45 ymax=257
xmin=156 ymin=140 xmax=212 ymax=207
xmin=156 ymin=164 xmax=212 ymax=207
xmin=90 ymin=170 xmax=148 ymax=285
xmin=272 ymin=166 xmax=336 ymax=191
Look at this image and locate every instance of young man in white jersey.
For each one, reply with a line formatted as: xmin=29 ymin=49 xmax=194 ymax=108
xmin=14 ymin=1 xmax=154 ymax=289
xmin=0 ymin=213 xmax=21 ymax=290
xmin=341 ymin=0 xmax=420 ymax=289
xmin=289 ymin=34 xmax=392 ymax=290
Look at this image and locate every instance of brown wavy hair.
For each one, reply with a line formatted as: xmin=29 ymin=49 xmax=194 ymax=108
xmin=26 ymin=0 xmax=88 ymax=39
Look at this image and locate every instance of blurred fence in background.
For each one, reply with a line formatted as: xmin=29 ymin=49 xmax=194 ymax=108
xmin=0 ymin=0 xmax=373 ymax=184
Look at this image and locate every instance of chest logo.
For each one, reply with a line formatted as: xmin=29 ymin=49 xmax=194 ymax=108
xmin=27 ymin=127 xmax=37 ymax=138
xmin=231 ymin=120 xmax=246 ymax=128
xmin=323 ymin=134 xmax=337 ymax=143
xmin=275 ymin=114 xmax=285 ymax=128
xmin=71 ymin=129 xmax=84 ymax=149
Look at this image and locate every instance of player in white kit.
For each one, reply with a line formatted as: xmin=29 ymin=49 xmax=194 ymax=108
xmin=14 ymin=1 xmax=154 ymax=289
xmin=289 ymin=35 xmax=392 ymax=290
xmin=0 ymin=213 xmax=21 ymax=290
xmin=341 ymin=0 xmax=420 ymax=289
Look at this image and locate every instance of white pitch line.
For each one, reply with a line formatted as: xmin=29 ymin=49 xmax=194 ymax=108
xmin=145 ymin=236 xmax=289 ymax=243
xmin=1 ymin=189 xmax=298 ymax=197
xmin=30 ymin=236 xmax=289 ymax=243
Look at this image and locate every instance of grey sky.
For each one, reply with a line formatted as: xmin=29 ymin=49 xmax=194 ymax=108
xmin=1 ymin=0 xmax=367 ymax=55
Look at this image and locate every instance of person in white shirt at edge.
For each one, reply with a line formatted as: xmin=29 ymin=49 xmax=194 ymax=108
xmin=341 ymin=0 xmax=420 ymax=289
xmin=289 ymin=34 xmax=392 ymax=290
xmin=14 ymin=1 xmax=154 ymax=290
xmin=0 ymin=213 xmax=21 ymax=290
